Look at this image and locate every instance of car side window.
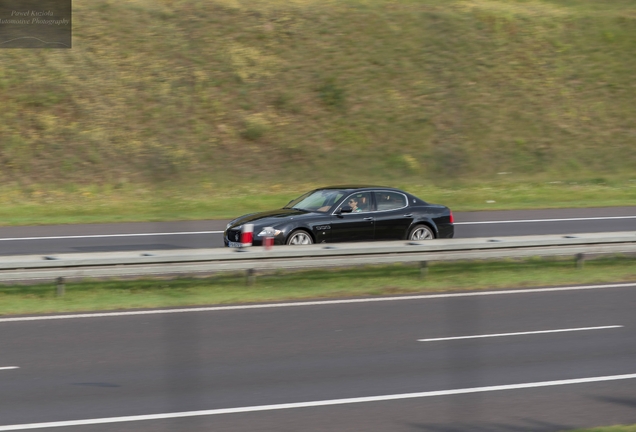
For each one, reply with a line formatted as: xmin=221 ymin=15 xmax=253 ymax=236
xmin=341 ymin=192 xmax=373 ymax=213
xmin=374 ymin=191 xmax=407 ymax=211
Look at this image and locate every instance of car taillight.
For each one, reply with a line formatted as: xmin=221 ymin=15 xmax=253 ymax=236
xmin=449 ymin=211 xmax=454 ymax=224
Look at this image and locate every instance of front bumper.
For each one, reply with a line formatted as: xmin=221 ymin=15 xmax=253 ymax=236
xmin=224 ymin=229 xmax=286 ymax=247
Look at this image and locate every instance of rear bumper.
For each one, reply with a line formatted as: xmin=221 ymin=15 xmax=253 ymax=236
xmin=437 ymin=223 xmax=454 ymax=239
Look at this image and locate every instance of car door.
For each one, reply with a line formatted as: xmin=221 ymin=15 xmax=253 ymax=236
xmin=329 ymin=192 xmax=375 ymax=242
xmin=372 ymin=191 xmax=413 ymax=240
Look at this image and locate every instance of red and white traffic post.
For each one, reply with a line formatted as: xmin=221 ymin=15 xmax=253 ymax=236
xmin=263 ymin=234 xmax=274 ymax=250
xmin=240 ymin=224 xmax=254 ymax=247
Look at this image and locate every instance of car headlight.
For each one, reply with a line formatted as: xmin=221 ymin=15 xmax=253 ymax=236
xmin=257 ymin=227 xmax=282 ymax=237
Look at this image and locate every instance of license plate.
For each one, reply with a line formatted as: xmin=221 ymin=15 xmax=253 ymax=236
xmin=227 ymin=241 xmax=243 ymax=248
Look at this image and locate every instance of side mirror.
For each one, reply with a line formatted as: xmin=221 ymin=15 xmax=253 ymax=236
xmin=339 ymin=205 xmax=353 ymax=214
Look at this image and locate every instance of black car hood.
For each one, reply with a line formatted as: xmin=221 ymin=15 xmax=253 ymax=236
xmin=228 ymin=208 xmax=313 ymax=229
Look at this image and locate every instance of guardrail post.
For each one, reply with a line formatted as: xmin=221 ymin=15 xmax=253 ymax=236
xmin=576 ymin=253 xmax=585 ymax=269
xmin=246 ymin=268 xmax=256 ymax=286
xmin=419 ymin=261 xmax=428 ymax=279
xmin=56 ymin=277 xmax=65 ymax=297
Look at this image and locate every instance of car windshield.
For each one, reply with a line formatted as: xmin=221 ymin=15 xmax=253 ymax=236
xmin=284 ymin=189 xmax=346 ymax=213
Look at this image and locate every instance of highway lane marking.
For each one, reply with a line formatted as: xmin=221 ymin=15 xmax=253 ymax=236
xmin=0 ymin=282 xmax=635 ymax=323
xmin=454 ymin=215 xmax=636 ymax=225
xmin=1 ymin=373 xmax=636 ymax=430
xmin=418 ymin=325 xmax=623 ymax=342
xmin=0 ymin=366 xmax=19 ymax=371
xmin=0 ymin=215 xmax=635 ymax=241
xmin=0 ymin=231 xmax=223 ymax=241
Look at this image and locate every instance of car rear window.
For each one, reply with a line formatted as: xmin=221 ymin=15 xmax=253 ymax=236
xmin=374 ymin=191 xmax=407 ymax=210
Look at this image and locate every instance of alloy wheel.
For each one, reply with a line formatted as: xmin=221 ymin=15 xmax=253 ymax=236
xmin=410 ymin=226 xmax=434 ymax=241
xmin=287 ymin=231 xmax=313 ymax=245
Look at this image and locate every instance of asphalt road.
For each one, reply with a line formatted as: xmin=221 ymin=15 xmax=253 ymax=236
xmin=1 ymin=283 xmax=635 ymax=431
xmin=1 ymin=207 xmax=635 ymax=256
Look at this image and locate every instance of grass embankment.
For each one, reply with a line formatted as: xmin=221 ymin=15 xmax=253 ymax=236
xmin=1 ymin=0 xmax=635 ymax=225
xmin=1 ymin=180 xmax=636 ymax=226
xmin=2 ymin=256 xmax=634 ymax=316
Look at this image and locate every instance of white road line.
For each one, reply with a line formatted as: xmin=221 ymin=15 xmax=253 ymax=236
xmin=0 ymin=366 xmax=19 ymax=371
xmin=0 ymin=231 xmax=223 ymax=242
xmin=418 ymin=325 xmax=623 ymax=342
xmin=0 ymin=215 xmax=634 ymax=241
xmin=454 ymin=215 xmax=636 ymax=225
xmin=0 ymin=282 xmax=635 ymax=323
xmin=1 ymin=373 xmax=635 ymax=430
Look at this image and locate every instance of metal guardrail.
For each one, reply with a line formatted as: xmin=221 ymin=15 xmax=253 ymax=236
xmin=1 ymin=232 xmax=635 ymax=284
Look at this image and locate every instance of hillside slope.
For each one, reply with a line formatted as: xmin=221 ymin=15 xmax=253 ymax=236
xmin=1 ymin=0 xmax=635 ymax=188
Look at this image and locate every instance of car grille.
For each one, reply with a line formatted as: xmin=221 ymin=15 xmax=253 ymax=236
xmin=227 ymin=229 xmax=242 ymax=242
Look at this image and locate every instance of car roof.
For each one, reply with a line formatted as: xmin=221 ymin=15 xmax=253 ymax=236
xmin=318 ymin=185 xmax=401 ymax=191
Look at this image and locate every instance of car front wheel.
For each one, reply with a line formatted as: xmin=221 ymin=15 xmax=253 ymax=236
xmin=286 ymin=230 xmax=314 ymax=245
xmin=409 ymin=225 xmax=435 ymax=241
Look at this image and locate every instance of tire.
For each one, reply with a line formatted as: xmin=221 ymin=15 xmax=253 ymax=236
xmin=286 ymin=230 xmax=314 ymax=245
xmin=409 ymin=224 xmax=435 ymax=241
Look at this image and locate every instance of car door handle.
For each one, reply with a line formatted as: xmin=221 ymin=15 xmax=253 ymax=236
xmin=403 ymin=214 xmax=413 ymax=217
xmin=363 ymin=217 xmax=374 ymax=221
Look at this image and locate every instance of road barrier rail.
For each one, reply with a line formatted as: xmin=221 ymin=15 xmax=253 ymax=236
xmin=1 ymin=232 xmax=636 ymax=283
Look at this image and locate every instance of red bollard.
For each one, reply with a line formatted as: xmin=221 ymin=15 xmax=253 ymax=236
xmin=263 ymin=236 xmax=274 ymax=250
xmin=241 ymin=224 xmax=254 ymax=247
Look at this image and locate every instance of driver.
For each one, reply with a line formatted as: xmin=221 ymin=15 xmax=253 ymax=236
xmin=348 ymin=197 xmax=360 ymax=212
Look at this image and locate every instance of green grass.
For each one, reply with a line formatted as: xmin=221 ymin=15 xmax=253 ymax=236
xmin=1 ymin=0 xmax=636 ymax=223
xmin=1 ymin=255 xmax=634 ymax=316
xmin=0 ymin=179 xmax=635 ymax=226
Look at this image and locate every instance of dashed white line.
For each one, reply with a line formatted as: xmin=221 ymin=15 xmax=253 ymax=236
xmin=1 ymin=373 xmax=635 ymax=430
xmin=418 ymin=325 xmax=623 ymax=342
xmin=0 ymin=366 xmax=19 ymax=371
xmin=0 ymin=282 xmax=635 ymax=323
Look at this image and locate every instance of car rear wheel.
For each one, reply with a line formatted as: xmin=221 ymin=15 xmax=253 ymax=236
xmin=286 ymin=230 xmax=313 ymax=245
xmin=409 ymin=225 xmax=435 ymax=241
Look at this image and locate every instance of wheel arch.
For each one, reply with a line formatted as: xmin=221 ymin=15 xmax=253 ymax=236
xmin=407 ymin=219 xmax=438 ymax=239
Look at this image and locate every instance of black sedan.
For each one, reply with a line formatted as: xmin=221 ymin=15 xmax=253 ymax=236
xmin=224 ymin=186 xmax=454 ymax=247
